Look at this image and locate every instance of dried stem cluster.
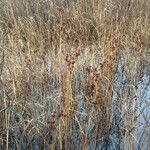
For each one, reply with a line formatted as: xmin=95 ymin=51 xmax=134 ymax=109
xmin=0 ymin=0 xmax=150 ymax=149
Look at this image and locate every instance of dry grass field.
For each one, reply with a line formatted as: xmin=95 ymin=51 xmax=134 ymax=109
xmin=0 ymin=0 xmax=150 ymax=149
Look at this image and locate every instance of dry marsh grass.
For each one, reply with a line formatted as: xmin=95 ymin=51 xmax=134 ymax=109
xmin=0 ymin=0 xmax=150 ymax=149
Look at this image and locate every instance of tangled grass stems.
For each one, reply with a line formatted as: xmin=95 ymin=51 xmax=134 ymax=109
xmin=0 ymin=0 xmax=150 ymax=149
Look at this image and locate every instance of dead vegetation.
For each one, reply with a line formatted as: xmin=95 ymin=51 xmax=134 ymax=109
xmin=0 ymin=0 xmax=150 ymax=149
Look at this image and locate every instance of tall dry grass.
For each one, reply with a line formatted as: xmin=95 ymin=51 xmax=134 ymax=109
xmin=0 ymin=0 xmax=150 ymax=149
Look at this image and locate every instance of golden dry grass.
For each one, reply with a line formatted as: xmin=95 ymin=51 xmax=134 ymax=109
xmin=0 ymin=0 xmax=150 ymax=149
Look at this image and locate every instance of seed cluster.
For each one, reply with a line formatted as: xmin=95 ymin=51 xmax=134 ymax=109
xmin=65 ymin=49 xmax=80 ymax=70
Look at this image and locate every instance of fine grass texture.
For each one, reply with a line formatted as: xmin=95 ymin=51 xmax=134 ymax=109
xmin=0 ymin=0 xmax=150 ymax=149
